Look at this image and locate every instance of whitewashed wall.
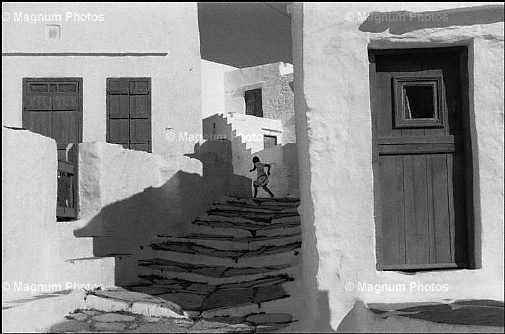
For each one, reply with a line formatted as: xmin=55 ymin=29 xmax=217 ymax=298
xmin=292 ymin=2 xmax=504 ymax=331
xmin=2 ymin=2 xmax=202 ymax=157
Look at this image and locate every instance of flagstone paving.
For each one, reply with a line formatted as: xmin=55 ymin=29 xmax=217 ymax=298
xmin=49 ymin=308 xmax=294 ymax=333
xmin=51 ymin=196 xmax=302 ymax=333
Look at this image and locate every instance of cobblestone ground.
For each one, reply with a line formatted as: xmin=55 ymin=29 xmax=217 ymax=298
xmin=48 ymin=308 xmax=293 ymax=333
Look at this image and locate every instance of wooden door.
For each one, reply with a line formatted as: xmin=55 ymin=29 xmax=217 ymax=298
xmin=370 ymin=47 xmax=473 ymax=270
xmin=22 ymin=78 xmax=83 ymax=160
xmin=107 ymin=78 xmax=152 ymax=152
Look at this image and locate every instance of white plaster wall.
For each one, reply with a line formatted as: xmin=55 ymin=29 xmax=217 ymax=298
xmin=75 ymin=142 xmax=204 ymax=253
xmin=2 ymin=128 xmax=114 ymax=316
xmin=201 ymin=60 xmax=237 ymax=118
xmin=203 ymin=113 xmax=283 ymax=153
xmin=2 ymin=128 xmax=58 ymax=300
xmin=2 ymin=3 xmax=201 ymax=157
xmin=292 ymin=2 xmax=504 ymax=331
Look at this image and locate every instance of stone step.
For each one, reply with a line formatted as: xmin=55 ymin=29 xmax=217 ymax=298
xmin=136 ymin=258 xmax=296 ymax=285
xmin=84 ymin=288 xmax=188 ymax=319
xmin=143 ymin=240 xmax=302 ymax=267
xmin=221 ymin=196 xmax=300 ymax=204
xmin=153 ymin=233 xmax=302 ymax=251
xmin=206 ymin=209 xmax=298 ymax=222
xmin=58 ymin=237 xmax=95 ymax=261
xmin=190 ymin=223 xmax=302 ymax=239
xmin=211 ymin=204 xmax=297 ymax=215
xmin=222 ymin=197 xmax=300 ymax=209
xmin=62 ymin=256 xmax=116 ymax=288
xmin=191 ymin=216 xmax=301 ymax=238
xmin=200 ymin=295 xmax=299 ymax=319
xmin=121 ymin=275 xmax=298 ymax=318
xmin=55 ymin=308 xmax=296 ymax=333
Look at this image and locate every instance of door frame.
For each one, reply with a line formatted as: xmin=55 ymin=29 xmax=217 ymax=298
xmin=369 ymin=46 xmax=475 ymax=271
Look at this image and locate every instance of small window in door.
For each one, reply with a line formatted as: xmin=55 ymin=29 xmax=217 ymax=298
xmin=264 ymin=135 xmax=277 ymax=149
xmin=245 ymin=88 xmax=263 ymax=117
xmin=393 ymin=76 xmax=443 ymax=128
xmin=106 ymin=78 xmax=152 ymax=152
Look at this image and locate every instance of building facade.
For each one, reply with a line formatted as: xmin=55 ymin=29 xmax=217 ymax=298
xmin=291 ymin=2 xmax=504 ymax=331
xmin=2 ymin=2 xmax=202 ymax=158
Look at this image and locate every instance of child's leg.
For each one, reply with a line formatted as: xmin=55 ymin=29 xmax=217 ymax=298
xmin=262 ymin=185 xmax=275 ymax=198
xmin=253 ymin=185 xmax=258 ymax=198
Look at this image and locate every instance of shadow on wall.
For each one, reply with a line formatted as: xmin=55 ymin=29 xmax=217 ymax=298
xmin=358 ymin=5 xmax=504 ymax=35
xmin=75 ymin=140 xmax=252 ymax=286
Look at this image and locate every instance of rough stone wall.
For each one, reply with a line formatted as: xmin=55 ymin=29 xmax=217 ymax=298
xmin=292 ymin=2 xmax=504 ymax=332
xmin=224 ymin=63 xmax=296 ymax=143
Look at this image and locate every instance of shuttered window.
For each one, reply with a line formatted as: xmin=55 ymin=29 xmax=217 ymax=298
xmin=245 ymin=88 xmax=263 ymax=117
xmin=264 ymin=135 xmax=277 ymax=149
xmin=106 ymin=78 xmax=152 ymax=152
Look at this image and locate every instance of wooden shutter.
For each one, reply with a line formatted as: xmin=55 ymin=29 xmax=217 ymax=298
xmin=107 ymin=78 xmax=151 ymax=152
xmin=22 ymin=78 xmax=83 ymax=160
xmin=245 ymin=88 xmax=263 ymax=117
xmin=264 ymin=135 xmax=277 ymax=149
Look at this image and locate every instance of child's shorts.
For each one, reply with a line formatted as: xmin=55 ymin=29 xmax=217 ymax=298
xmin=253 ymin=175 xmax=269 ymax=187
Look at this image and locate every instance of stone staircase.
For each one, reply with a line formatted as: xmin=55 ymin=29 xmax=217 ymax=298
xmin=84 ymin=196 xmax=302 ymax=332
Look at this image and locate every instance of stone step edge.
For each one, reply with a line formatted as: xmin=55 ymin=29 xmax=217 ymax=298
xmin=84 ymin=290 xmax=189 ymax=320
xmin=149 ymin=234 xmax=302 ymax=252
xmin=199 ymin=295 xmax=300 ymax=319
xmin=84 ymin=290 xmax=298 ymax=322
xmin=136 ymin=266 xmax=296 ymax=285
xmin=144 ymin=246 xmax=301 ymax=268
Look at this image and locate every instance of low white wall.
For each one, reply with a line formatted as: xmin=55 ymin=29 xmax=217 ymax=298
xmin=2 ymin=127 xmax=58 ymax=300
xmin=2 ymin=128 xmax=114 ymax=332
xmin=75 ymin=142 xmax=201 ymax=255
xmin=292 ymin=2 xmax=504 ymax=331
xmin=74 ymin=141 xmax=241 ymax=284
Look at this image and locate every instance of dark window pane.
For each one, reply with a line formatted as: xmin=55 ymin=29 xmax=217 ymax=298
xmin=244 ymin=88 xmax=263 ymax=117
xmin=404 ymin=85 xmax=435 ymax=119
xmin=29 ymin=84 xmax=48 ymax=93
xmin=59 ymin=83 xmax=77 ymax=93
